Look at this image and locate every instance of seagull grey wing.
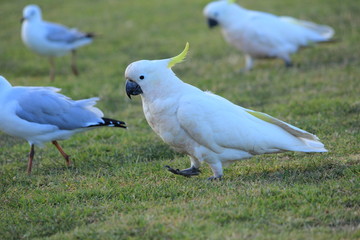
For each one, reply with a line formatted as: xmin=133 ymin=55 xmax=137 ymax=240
xmin=14 ymin=87 xmax=103 ymax=130
xmin=45 ymin=22 xmax=89 ymax=43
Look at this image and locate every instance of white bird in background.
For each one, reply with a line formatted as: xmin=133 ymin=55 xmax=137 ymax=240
xmin=203 ymin=0 xmax=335 ymax=71
xmin=125 ymin=43 xmax=327 ymax=180
xmin=0 ymin=76 xmax=126 ymax=174
xmin=21 ymin=4 xmax=94 ymax=80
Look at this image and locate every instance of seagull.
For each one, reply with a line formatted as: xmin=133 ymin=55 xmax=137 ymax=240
xmin=0 ymin=76 xmax=126 ymax=174
xmin=21 ymin=4 xmax=94 ymax=80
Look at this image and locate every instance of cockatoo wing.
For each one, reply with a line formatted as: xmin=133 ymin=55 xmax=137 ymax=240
xmin=238 ymin=11 xmax=327 ymax=54
xmin=176 ymin=91 xmax=326 ymax=155
xmin=242 ymin=108 xmax=326 ymax=150
xmin=279 ymin=16 xmax=334 ymax=39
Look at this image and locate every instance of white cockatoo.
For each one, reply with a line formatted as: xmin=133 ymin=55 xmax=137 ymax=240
xmin=203 ymin=0 xmax=335 ymax=71
xmin=21 ymin=5 xmax=94 ymax=80
xmin=0 ymin=76 xmax=126 ymax=174
xmin=125 ymin=43 xmax=327 ymax=179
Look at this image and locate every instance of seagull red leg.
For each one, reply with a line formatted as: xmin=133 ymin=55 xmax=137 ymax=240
xmin=27 ymin=144 xmax=35 ymax=174
xmin=52 ymin=141 xmax=71 ymax=166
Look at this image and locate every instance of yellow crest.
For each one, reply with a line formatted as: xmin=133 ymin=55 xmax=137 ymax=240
xmin=167 ymin=42 xmax=189 ymax=68
xmin=227 ymin=0 xmax=236 ymax=3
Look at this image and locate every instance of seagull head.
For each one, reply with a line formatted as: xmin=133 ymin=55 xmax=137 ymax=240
xmin=21 ymin=5 xmax=42 ymax=23
xmin=125 ymin=43 xmax=189 ymax=99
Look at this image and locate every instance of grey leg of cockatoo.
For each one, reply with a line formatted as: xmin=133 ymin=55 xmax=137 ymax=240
xmin=165 ymin=165 xmax=201 ymax=177
xmin=284 ymin=60 xmax=293 ymax=68
xmin=165 ymin=157 xmax=201 ymax=177
xmin=49 ymin=57 xmax=55 ymax=81
xmin=207 ymin=161 xmax=223 ymax=180
xmin=71 ymin=50 xmax=79 ymax=76
xmin=189 ymin=156 xmax=201 ymax=169
xmin=241 ymin=54 xmax=254 ymax=72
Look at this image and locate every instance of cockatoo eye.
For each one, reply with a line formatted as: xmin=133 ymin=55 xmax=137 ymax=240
xmin=139 ymin=75 xmax=145 ymax=80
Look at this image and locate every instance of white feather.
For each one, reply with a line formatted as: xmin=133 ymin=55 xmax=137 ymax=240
xmin=21 ymin=4 xmax=93 ymax=57
xmin=203 ymin=1 xmax=335 ymax=70
xmin=125 ymin=56 xmax=328 ymax=179
xmin=0 ymin=76 xmax=105 ymax=147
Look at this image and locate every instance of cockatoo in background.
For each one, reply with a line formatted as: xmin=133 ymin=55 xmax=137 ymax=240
xmin=21 ymin=4 xmax=94 ymax=80
xmin=125 ymin=43 xmax=327 ymax=180
xmin=203 ymin=0 xmax=335 ymax=71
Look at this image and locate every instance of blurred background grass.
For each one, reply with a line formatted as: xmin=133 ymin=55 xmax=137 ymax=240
xmin=0 ymin=0 xmax=359 ymax=239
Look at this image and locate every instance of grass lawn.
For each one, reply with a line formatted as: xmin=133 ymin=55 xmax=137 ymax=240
xmin=0 ymin=0 xmax=359 ymax=239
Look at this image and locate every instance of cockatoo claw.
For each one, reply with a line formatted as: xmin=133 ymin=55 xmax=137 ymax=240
xmin=207 ymin=176 xmax=223 ymax=181
xmin=165 ymin=165 xmax=201 ymax=177
xmin=285 ymin=61 xmax=293 ymax=68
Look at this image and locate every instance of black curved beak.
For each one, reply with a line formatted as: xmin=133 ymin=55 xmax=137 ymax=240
xmin=21 ymin=17 xmax=26 ymax=23
xmin=125 ymin=79 xmax=143 ymax=99
xmin=207 ymin=18 xmax=218 ymax=28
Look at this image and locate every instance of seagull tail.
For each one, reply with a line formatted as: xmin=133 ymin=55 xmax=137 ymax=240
xmin=88 ymin=118 xmax=127 ymax=129
xmin=280 ymin=16 xmax=335 ymax=40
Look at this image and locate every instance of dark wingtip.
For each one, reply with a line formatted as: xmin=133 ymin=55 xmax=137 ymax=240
xmin=110 ymin=119 xmax=127 ymax=129
xmin=88 ymin=118 xmax=127 ymax=129
xmin=85 ymin=32 xmax=96 ymax=38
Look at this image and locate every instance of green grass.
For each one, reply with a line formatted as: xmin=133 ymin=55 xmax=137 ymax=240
xmin=0 ymin=0 xmax=359 ymax=239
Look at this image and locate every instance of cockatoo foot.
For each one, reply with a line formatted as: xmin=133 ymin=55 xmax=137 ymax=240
xmin=165 ymin=165 xmax=201 ymax=177
xmin=285 ymin=60 xmax=293 ymax=68
xmin=207 ymin=175 xmax=222 ymax=181
xmin=238 ymin=67 xmax=252 ymax=73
